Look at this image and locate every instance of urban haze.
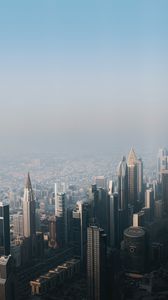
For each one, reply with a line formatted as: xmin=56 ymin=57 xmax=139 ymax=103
xmin=0 ymin=1 xmax=168 ymax=300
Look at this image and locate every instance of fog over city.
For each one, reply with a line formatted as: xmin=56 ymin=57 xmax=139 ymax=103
xmin=1 ymin=2 xmax=168 ymax=300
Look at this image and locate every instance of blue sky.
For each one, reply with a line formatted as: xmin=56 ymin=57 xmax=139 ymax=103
xmin=0 ymin=0 xmax=168 ymax=153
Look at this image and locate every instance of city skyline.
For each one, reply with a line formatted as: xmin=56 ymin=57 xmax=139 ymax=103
xmin=0 ymin=145 xmax=168 ymax=299
xmin=1 ymin=1 xmax=168 ymax=300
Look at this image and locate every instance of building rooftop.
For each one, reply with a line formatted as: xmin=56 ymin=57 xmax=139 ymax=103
xmin=124 ymin=226 xmax=145 ymax=238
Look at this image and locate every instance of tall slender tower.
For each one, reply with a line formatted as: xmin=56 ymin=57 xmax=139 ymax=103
xmin=54 ymin=183 xmax=57 ymax=216
xmin=55 ymin=192 xmax=66 ymax=247
xmin=118 ymin=156 xmax=128 ymax=210
xmin=127 ymin=148 xmax=138 ymax=208
xmin=161 ymin=170 xmax=168 ymax=215
xmin=72 ymin=201 xmax=89 ymax=264
xmin=87 ymin=226 xmax=107 ymax=300
xmin=23 ymin=173 xmax=36 ymax=238
xmin=0 ymin=202 xmax=10 ymax=256
xmin=117 ymin=156 xmax=129 ymax=239
xmin=157 ymin=148 xmax=168 ymax=182
xmin=109 ymin=193 xmax=119 ymax=248
xmin=137 ymin=158 xmax=143 ymax=202
xmin=48 ymin=216 xmax=57 ymax=248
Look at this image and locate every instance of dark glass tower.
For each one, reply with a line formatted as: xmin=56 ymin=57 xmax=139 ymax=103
xmin=118 ymin=156 xmax=128 ymax=211
xmin=0 ymin=255 xmax=15 ymax=300
xmin=48 ymin=216 xmax=57 ymax=248
xmin=87 ymin=226 xmax=107 ymax=300
xmin=117 ymin=157 xmax=129 ymax=240
xmin=0 ymin=202 xmax=10 ymax=256
xmin=72 ymin=201 xmax=89 ymax=265
xmin=161 ymin=170 xmax=168 ymax=215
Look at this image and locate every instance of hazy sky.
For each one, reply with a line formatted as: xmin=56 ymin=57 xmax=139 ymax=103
xmin=0 ymin=0 xmax=168 ymax=154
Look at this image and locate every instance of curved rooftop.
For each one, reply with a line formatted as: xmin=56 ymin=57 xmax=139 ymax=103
xmin=124 ymin=226 xmax=145 ymax=238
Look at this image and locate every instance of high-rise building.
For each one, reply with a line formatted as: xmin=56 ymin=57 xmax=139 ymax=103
xmin=88 ymin=185 xmax=108 ymax=231
xmin=32 ymin=232 xmax=44 ymax=259
xmin=122 ymin=226 xmax=148 ymax=274
xmin=87 ymin=226 xmax=107 ymax=300
xmin=155 ymin=200 xmax=163 ymax=219
xmin=96 ymin=188 xmax=108 ymax=234
xmin=161 ymin=170 xmax=168 ymax=215
xmin=0 ymin=255 xmax=15 ymax=300
xmin=55 ymin=193 xmax=66 ymax=247
xmin=0 ymin=202 xmax=10 ymax=256
xmin=13 ymin=213 xmax=24 ymax=237
xmin=108 ymin=180 xmax=114 ymax=195
xmin=10 ymin=242 xmax=21 ymax=267
xmin=127 ymin=148 xmax=138 ymax=209
xmin=141 ymin=207 xmax=151 ymax=224
xmin=152 ymin=180 xmax=159 ymax=201
xmin=117 ymin=156 xmax=128 ymax=235
xmin=145 ymin=188 xmax=154 ymax=220
xmin=72 ymin=201 xmax=89 ymax=264
xmin=23 ymin=173 xmax=36 ymax=238
xmin=95 ymin=176 xmax=106 ymax=189
xmin=133 ymin=211 xmax=145 ymax=227
xmin=137 ymin=158 xmax=143 ymax=202
xmin=109 ymin=193 xmax=119 ymax=248
xmin=157 ymin=148 xmax=168 ymax=182
xmin=118 ymin=156 xmax=128 ymax=211
xmin=55 ymin=192 xmax=66 ymax=218
xmin=87 ymin=184 xmax=98 ymax=223
xmin=54 ymin=183 xmax=57 ymax=216
xmin=48 ymin=216 xmax=57 ymax=248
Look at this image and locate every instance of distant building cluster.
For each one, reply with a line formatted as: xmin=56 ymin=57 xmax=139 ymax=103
xmin=1 ymin=147 xmax=168 ymax=299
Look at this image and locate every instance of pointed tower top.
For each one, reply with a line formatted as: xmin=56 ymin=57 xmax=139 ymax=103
xmin=25 ymin=172 xmax=32 ymax=189
xmin=127 ymin=148 xmax=137 ymax=166
xmin=117 ymin=156 xmax=127 ymax=176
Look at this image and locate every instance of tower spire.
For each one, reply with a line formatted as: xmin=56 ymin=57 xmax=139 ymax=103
xmin=127 ymin=148 xmax=137 ymax=166
xmin=25 ymin=172 xmax=32 ymax=189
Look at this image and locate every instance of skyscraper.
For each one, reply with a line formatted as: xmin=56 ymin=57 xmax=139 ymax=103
xmin=127 ymin=148 xmax=138 ymax=209
xmin=48 ymin=216 xmax=57 ymax=248
xmin=55 ymin=192 xmax=66 ymax=247
xmin=72 ymin=201 xmax=89 ymax=264
xmin=96 ymin=188 xmax=108 ymax=234
xmin=137 ymin=158 xmax=143 ymax=202
xmin=55 ymin=192 xmax=66 ymax=218
xmin=118 ymin=156 xmax=128 ymax=211
xmin=133 ymin=211 xmax=145 ymax=227
xmin=54 ymin=183 xmax=57 ymax=216
xmin=109 ymin=193 xmax=119 ymax=248
xmin=0 ymin=202 xmax=10 ymax=256
xmin=23 ymin=173 xmax=36 ymax=238
xmin=161 ymin=170 xmax=168 ymax=215
xmin=87 ymin=184 xmax=98 ymax=223
xmin=117 ymin=157 xmax=129 ymax=242
xmin=108 ymin=180 xmax=114 ymax=195
xmin=145 ymin=188 xmax=154 ymax=220
xmin=122 ymin=227 xmax=148 ymax=274
xmin=13 ymin=213 xmax=24 ymax=237
xmin=0 ymin=255 xmax=15 ymax=300
xmin=87 ymin=226 xmax=107 ymax=300
xmin=157 ymin=148 xmax=168 ymax=182
xmin=95 ymin=176 xmax=106 ymax=189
